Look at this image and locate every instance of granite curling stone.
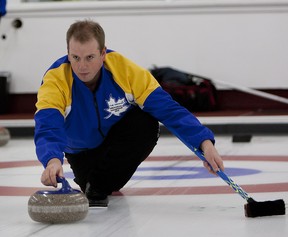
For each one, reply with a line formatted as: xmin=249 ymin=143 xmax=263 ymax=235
xmin=28 ymin=177 xmax=89 ymax=224
xmin=0 ymin=127 xmax=10 ymax=147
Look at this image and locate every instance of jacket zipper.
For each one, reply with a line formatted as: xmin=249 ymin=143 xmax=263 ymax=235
xmin=94 ymin=95 xmax=105 ymax=138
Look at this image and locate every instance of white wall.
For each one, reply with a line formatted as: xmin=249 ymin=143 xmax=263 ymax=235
xmin=1 ymin=0 xmax=288 ymax=93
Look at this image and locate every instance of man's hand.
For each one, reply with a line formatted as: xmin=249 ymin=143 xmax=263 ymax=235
xmin=200 ymin=140 xmax=224 ymax=175
xmin=41 ymin=158 xmax=64 ymax=187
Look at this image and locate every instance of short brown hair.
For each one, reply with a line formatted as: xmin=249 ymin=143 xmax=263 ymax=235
xmin=66 ymin=20 xmax=105 ymax=52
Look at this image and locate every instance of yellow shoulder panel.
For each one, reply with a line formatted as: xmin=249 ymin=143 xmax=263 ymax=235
xmin=36 ymin=63 xmax=73 ymax=117
xmin=104 ymin=51 xmax=160 ymax=106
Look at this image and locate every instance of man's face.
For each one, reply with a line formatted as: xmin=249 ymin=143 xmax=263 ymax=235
xmin=68 ymin=37 xmax=106 ymax=83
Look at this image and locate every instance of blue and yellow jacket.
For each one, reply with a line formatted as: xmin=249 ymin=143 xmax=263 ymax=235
xmin=34 ymin=49 xmax=214 ymax=167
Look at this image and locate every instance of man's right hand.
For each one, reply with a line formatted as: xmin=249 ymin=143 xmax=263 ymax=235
xmin=41 ymin=158 xmax=64 ymax=187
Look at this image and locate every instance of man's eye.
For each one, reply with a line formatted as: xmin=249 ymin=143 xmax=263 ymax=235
xmin=87 ymin=55 xmax=94 ymax=60
xmin=73 ymin=56 xmax=79 ymax=61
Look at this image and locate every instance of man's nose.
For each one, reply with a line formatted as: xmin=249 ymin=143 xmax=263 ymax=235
xmin=78 ymin=60 xmax=87 ymax=70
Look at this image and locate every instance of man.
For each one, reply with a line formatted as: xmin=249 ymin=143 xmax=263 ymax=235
xmin=35 ymin=20 xmax=224 ymax=207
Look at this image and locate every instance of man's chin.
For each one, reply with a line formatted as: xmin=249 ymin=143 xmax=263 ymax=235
xmin=78 ymin=76 xmax=91 ymax=83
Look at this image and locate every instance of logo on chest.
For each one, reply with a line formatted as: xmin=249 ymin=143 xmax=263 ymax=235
xmin=104 ymin=94 xmax=129 ymax=119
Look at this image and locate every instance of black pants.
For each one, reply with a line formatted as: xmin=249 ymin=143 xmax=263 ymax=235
xmin=65 ymin=107 xmax=159 ymax=195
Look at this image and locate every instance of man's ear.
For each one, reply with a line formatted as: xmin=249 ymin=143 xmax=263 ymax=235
xmin=101 ymin=47 xmax=107 ymax=55
xmin=67 ymin=53 xmax=71 ymax=62
xmin=101 ymin=47 xmax=107 ymax=60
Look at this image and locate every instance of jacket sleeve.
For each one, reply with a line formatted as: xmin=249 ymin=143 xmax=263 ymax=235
xmin=142 ymin=87 xmax=215 ymax=150
xmin=34 ymin=108 xmax=67 ymax=167
xmin=104 ymin=50 xmax=214 ymax=150
xmin=34 ymin=60 xmax=72 ymax=167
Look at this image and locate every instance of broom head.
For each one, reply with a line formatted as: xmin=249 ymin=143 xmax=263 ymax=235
xmin=244 ymin=199 xmax=285 ymax=218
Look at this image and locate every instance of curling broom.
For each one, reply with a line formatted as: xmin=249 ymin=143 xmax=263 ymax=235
xmin=193 ymin=147 xmax=286 ymax=218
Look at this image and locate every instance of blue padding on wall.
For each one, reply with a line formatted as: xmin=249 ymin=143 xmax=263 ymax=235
xmin=0 ymin=0 xmax=7 ymax=17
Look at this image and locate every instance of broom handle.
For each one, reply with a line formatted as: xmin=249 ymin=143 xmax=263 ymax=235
xmin=193 ymin=147 xmax=251 ymax=201
xmin=181 ymin=69 xmax=288 ymax=104
xmin=213 ymin=79 xmax=288 ymax=105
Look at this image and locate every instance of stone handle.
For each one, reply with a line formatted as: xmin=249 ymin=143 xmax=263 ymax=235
xmin=56 ymin=176 xmax=75 ymax=194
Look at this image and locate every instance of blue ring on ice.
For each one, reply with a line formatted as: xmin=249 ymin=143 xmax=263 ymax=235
xmin=130 ymin=167 xmax=261 ymax=180
xmin=65 ymin=167 xmax=261 ymax=180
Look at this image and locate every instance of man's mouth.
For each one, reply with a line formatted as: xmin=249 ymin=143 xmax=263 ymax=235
xmin=79 ymin=72 xmax=89 ymax=77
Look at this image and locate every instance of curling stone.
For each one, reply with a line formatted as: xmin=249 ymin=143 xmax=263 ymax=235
xmin=28 ymin=177 xmax=89 ymax=224
xmin=0 ymin=127 xmax=10 ymax=146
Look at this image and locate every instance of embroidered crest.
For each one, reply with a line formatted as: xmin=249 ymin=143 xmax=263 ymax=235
xmin=104 ymin=94 xmax=129 ymax=119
